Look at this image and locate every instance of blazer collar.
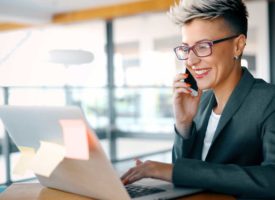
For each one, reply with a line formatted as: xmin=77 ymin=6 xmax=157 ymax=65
xmin=212 ymin=67 xmax=256 ymax=143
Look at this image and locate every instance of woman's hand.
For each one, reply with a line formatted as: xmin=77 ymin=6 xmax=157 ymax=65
xmin=121 ymin=159 xmax=173 ymax=185
xmin=173 ymin=72 xmax=202 ymax=136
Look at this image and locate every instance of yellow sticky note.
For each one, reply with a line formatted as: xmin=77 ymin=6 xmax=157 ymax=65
xmin=31 ymin=141 xmax=65 ymax=177
xmin=13 ymin=146 xmax=35 ymax=176
xmin=59 ymin=119 xmax=89 ymax=160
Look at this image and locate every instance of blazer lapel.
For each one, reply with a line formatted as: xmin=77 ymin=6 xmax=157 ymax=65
xmin=193 ymin=93 xmax=216 ymax=159
xmin=212 ymin=68 xmax=255 ymax=143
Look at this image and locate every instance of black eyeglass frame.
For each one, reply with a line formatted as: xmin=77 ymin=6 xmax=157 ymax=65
xmin=174 ymin=35 xmax=239 ymax=60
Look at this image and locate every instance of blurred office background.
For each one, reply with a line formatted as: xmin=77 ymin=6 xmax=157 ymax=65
xmin=0 ymin=0 xmax=274 ymax=187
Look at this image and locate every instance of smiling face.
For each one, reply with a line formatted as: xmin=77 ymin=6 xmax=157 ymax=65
xmin=182 ymin=18 xmax=246 ymax=92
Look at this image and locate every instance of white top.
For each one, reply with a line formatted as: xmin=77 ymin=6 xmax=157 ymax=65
xmin=201 ymin=110 xmax=221 ymax=161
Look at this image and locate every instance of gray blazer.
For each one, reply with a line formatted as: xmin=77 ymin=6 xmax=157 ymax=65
xmin=172 ymin=67 xmax=275 ymax=199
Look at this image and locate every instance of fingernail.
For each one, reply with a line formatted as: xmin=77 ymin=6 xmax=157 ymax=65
xmin=183 ymin=73 xmax=189 ymax=78
xmin=186 ymin=83 xmax=191 ymax=87
xmin=122 ymin=179 xmax=128 ymax=185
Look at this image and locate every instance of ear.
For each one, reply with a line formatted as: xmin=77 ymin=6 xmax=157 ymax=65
xmin=234 ymin=34 xmax=246 ymax=57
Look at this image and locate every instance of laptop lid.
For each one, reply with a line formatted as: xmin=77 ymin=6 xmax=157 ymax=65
xmin=0 ymin=105 xmax=201 ymax=200
xmin=0 ymin=105 xmax=130 ymax=200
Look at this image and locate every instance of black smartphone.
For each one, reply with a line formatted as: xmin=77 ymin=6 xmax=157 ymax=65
xmin=184 ymin=68 xmax=198 ymax=96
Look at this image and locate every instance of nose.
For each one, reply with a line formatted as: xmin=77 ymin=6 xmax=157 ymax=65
xmin=186 ymin=50 xmax=200 ymax=66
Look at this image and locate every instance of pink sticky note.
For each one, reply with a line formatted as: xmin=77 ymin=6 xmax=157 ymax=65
xmin=59 ymin=119 xmax=89 ymax=160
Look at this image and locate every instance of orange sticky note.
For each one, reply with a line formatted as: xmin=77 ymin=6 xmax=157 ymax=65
xmin=31 ymin=141 xmax=65 ymax=177
xmin=13 ymin=146 xmax=35 ymax=176
xmin=59 ymin=119 xmax=89 ymax=160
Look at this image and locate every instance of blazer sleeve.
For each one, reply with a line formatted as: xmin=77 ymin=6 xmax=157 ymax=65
xmin=172 ymin=109 xmax=275 ymax=198
xmin=172 ymin=122 xmax=197 ymax=162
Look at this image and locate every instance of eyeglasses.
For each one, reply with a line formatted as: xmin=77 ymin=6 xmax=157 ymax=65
xmin=174 ymin=35 xmax=239 ymax=60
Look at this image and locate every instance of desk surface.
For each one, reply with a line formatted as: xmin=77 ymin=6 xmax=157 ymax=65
xmin=0 ymin=183 xmax=235 ymax=200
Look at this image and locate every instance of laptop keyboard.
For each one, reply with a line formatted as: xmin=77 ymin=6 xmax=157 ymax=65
xmin=125 ymin=184 xmax=166 ymax=198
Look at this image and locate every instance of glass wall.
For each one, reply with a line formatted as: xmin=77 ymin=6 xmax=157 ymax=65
xmin=241 ymin=1 xmax=269 ymax=81
xmin=113 ymin=13 xmax=182 ymax=134
xmin=0 ymin=22 xmax=107 ymax=87
xmin=0 ymin=20 xmax=108 ymax=183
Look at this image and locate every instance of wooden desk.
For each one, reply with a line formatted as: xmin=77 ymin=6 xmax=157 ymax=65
xmin=0 ymin=183 xmax=235 ymax=200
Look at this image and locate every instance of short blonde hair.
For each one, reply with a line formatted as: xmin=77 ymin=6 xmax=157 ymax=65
xmin=169 ymin=0 xmax=248 ymax=37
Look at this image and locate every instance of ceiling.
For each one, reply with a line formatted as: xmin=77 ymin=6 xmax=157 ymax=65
xmin=0 ymin=0 xmax=266 ymax=28
xmin=0 ymin=0 xmax=142 ymax=24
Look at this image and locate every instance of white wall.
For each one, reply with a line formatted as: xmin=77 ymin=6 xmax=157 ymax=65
xmin=246 ymin=1 xmax=270 ymax=82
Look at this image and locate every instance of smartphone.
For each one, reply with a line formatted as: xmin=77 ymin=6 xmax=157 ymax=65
xmin=184 ymin=68 xmax=198 ymax=96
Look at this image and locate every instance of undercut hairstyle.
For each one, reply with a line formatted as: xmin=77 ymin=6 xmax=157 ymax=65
xmin=169 ymin=0 xmax=248 ymax=37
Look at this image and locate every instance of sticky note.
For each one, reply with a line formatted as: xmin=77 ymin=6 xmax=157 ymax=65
xmin=87 ymin=129 xmax=99 ymax=151
xmin=59 ymin=119 xmax=89 ymax=160
xmin=13 ymin=146 xmax=35 ymax=176
xmin=31 ymin=141 xmax=65 ymax=177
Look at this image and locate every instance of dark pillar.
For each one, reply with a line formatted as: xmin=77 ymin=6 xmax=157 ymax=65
xmin=106 ymin=20 xmax=117 ymax=161
xmin=3 ymin=87 xmax=12 ymax=185
xmin=269 ymin=1 xmax=275 ymax=84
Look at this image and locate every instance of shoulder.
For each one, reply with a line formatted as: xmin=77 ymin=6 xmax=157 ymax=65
xmin=250 ymin=78 xmax=275 ymax=101
xmin=245 ymin=78 xmax=275 ymax=117
xmin=253 ymin=78 xmax=275 ymax=94
xmin=238 ymin=67 xmax=275 ymax=105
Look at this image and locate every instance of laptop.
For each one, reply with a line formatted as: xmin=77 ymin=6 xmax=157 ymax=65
xmin=0 ymin=105 xmax=201 ymax=200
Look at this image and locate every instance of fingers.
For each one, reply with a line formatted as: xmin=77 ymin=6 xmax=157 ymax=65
xmin=121 ymin=159 xmax=142 ymax=180
xmin=173 ymin=73 xmax=202 ymax=99
xmin=121 ymin=159 xmax=149 ymax=185
xmin=123 ymin=171 xmax=143 ymax=185
xmin=121 ymin=167 xmax=134 ymax=181
xmin=174 ymin=81 xmax=191 ymax=88
xmin=135 ymin=158 xmax=143 ymax=166
xmin=121 ymin=161 xmax=170 ymax=185
xmin=173 ymin=73 xmax=194 ymax=95
xmin=173 ymin=73 xmax=189 ymax=83
xmin=174 ymin=87 xmax=192 ymax=96
xmin=121 ymin=167 xmax=143 ymax=185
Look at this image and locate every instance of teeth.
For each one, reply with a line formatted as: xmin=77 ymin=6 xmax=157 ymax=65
xmin=195 ymin=69 xmax=208 ymax=75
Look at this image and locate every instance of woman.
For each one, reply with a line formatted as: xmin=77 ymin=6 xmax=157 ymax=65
xmin=121 ymin=0 xmax=275 ymax=198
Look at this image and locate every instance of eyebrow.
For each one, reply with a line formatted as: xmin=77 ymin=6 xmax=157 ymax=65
xmin=181 ymin=39 xmax=212 ymax=46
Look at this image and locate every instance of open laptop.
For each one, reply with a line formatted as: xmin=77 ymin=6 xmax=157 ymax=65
xmin=0 ymin=106 xmax=201 ymax=200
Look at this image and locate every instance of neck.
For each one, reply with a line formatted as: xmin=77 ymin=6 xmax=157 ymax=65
xmin=213 ymin=66 xmax=242 ymax=115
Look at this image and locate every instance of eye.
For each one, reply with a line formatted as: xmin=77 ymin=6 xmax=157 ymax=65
xmin=196 ymin=43 xmax=211 ymax=51
xmin=178 ymin=46 xmax=189 ymax=53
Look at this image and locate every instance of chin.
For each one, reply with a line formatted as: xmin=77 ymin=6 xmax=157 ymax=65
xmin=198 ymin=84 xmax=211 ymax=91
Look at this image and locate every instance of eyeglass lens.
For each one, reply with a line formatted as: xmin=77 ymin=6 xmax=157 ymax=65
xmin=175 ymin=42 xmax=212 ymax=60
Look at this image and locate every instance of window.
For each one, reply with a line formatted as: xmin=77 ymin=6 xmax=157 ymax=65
xmin=114 ymin=13 xmax=181 ymax=134
xmin=0 ymin=20 xmax=108 ymax=183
